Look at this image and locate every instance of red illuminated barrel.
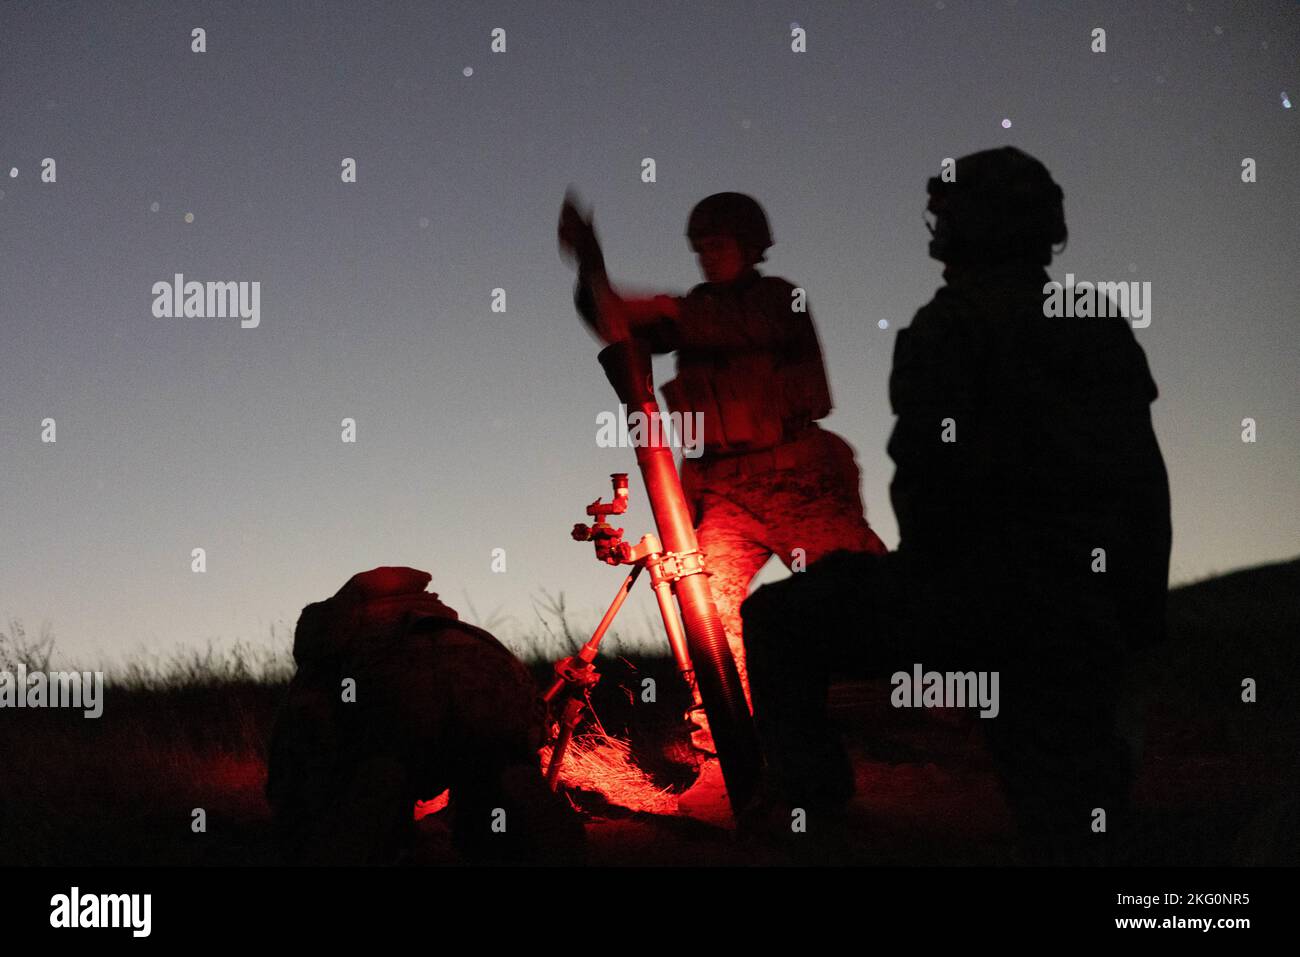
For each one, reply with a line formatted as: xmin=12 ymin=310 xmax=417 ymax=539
xmin=598 ymin=340 xmax=761 ymax=812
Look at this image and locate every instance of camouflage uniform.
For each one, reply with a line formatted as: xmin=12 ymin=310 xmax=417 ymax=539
xmin=267 ymin=567 xmax=585 ymax=865
xmin=685 ymin=428 xmax=885 ymax=702
xmin=579 ymin=267 xmax=887 ymax=704
xmin=742 ymin=149 xmax=1172 ymax=862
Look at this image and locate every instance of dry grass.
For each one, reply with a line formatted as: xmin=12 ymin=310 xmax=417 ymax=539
xmin=541 ymin=731 xmax=679 ymax=816
xmin=413 ymin=730 xmax=679 ymax=822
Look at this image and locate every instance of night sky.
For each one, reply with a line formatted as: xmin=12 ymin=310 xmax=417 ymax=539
xmin=2 ymin=1 xmax=1296 ymax=665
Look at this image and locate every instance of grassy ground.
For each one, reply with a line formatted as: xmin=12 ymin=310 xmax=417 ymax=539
xmin=1 ymin=558 xmax=1296 ymax=866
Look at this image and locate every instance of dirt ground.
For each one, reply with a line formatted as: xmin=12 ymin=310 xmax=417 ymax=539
xmin=2 ymin=559 xmax=1296 ymax=867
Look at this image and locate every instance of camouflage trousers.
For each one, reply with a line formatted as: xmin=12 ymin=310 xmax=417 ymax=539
xmin=683 ymin=427 xmax=887 ymax=709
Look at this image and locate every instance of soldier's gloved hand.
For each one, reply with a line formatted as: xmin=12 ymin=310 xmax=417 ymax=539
xmin=558 ymin=191 xmax=606 ymax=274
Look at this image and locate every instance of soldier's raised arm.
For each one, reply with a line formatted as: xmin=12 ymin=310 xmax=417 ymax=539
xmin=560 ymin=190 xmax=681 ymax=347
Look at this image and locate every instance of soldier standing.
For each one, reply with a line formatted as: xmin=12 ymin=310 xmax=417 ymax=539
xmin=560 ymin=192 xmax=887 ymax=810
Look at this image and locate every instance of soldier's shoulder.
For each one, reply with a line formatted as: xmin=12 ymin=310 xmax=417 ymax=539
xmin=892 ymin=285 xmax=992 ymax=381
xmin=752 ymin=275 xmax=807 ymax=320
xmin=904 ymin=284 xmax=971 ymax=337
xmin=750 ymin=274 xmax=800 ymax=300
xmin=755 ymin=273 xmax=797 ymax=292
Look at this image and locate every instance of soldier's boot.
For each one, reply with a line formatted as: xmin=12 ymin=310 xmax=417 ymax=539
xmin=734 ymin=767 xmax=860 ymax=866
xmin=756 ymin=714 xmax=856 ymax=814
xmin=676 ymin=758 xmax=732 ymax=826
xmin=676 ymin=705 xmax=734 ymax=824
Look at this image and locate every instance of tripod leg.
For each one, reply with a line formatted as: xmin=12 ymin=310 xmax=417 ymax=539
xmin=545 ymin=566 xmax=651 ymax=791
xmin=544 ymin=566 xmax=643 ymax=704
xmin=545 ymin=696 xmax=586 ymax=791
xmin=651 ymin=576 xmax=703 ymax=711
xmin=583 ymin=566 xmax=642 ymax=657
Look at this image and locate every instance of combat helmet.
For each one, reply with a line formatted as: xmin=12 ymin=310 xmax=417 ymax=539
xmin=686 ymin=192 xmax=774 ymax=262
xmin=925 ymin=146 xmax=1067 ymax=265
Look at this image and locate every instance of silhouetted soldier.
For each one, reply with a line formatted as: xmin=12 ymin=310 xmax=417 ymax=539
xmin=267 ymin=567 xmax=585 ymax=865
xmin=560 ymin=192 xmax=887 ymax=810
xmin=741 ymin=147 xmax=1172 ymax=864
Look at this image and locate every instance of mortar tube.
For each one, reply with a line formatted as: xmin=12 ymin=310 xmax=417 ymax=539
xmin=597 ymin=340 xmax=761 ymax=812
